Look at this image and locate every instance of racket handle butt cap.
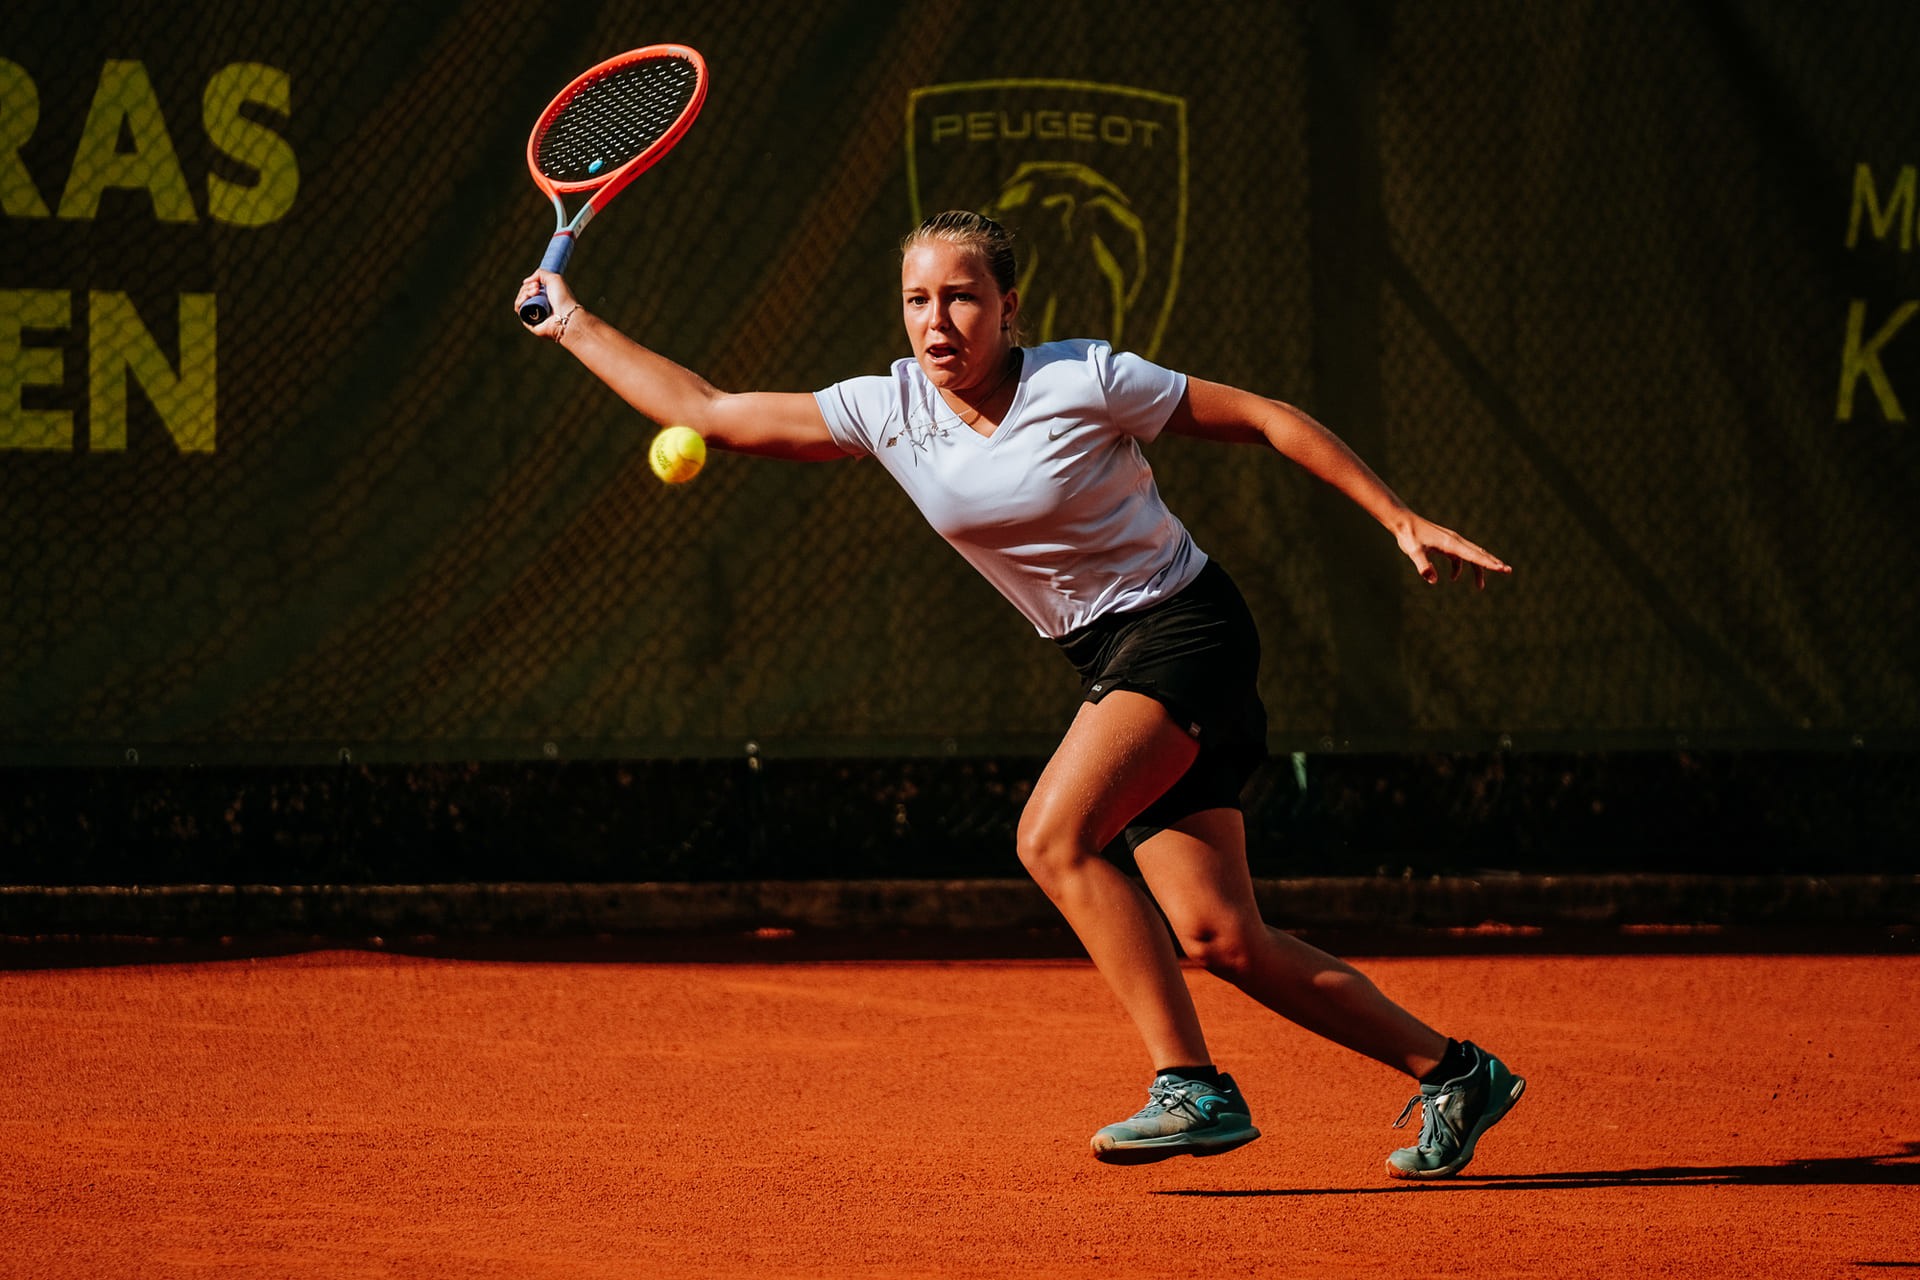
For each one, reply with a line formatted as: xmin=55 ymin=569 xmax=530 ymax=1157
xmin=519 ymin=292 xmax=553 ymax=326
xmin=519 ymin=233 xmax=577 ymax=325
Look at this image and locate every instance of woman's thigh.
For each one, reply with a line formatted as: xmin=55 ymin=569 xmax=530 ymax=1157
xmin=1019 ymin=690 xmax=1201 ymax=855
xmin=1130 ymin=809 xmax=1265 ymax=947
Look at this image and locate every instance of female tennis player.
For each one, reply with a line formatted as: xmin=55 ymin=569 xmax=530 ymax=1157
xmin=514 ymin=211 xmax=1524 ymax=1179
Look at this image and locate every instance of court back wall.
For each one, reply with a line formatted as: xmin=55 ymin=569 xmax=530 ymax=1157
xmin=3 ymin=0 xmax=1917 ymax=763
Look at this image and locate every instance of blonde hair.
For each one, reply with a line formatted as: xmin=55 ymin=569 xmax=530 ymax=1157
xmin=901 ymin=210 xmax=1023 ymax=344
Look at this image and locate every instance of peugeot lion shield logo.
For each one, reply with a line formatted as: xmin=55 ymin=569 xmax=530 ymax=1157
xmin=906 ymin=80 xmax=1188 ymax=359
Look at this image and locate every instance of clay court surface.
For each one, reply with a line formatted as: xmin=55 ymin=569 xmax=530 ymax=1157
xmin=3 ymin=943 xmax=1915 ymax=1278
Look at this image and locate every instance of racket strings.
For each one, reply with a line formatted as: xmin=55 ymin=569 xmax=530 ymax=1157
xmin=536 ymin=58 xmax=702 ymax=184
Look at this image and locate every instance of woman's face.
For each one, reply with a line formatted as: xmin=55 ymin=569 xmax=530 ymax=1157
xmin=900 ymin=242 xmax=1018 ymax=393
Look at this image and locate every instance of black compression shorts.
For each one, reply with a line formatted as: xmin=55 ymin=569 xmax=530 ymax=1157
xmin=1053 ymin=559 xmax=1269 ymax=852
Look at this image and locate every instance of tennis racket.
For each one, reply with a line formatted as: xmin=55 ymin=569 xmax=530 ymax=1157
xmin=517 ymin=44 xmax=709 ymax=326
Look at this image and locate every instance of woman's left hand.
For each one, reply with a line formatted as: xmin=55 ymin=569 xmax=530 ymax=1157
xmin=1395 ymin=516 xmax=1511 ymax=589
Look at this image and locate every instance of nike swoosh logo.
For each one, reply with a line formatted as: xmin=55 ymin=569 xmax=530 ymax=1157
xmin=1047 ymin=426 xmax=1073 ymax=440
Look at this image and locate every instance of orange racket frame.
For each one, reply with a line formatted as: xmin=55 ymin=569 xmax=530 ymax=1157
xmin=519 ymin=44 xmax=708 ymax=324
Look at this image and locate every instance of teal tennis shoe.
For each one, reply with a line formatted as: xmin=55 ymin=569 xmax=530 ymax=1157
xmin=1092 ymin=1072 xmax=1260 ymax=1165
xmin=1385 ymin=1041 xmax=1526 ymax=1179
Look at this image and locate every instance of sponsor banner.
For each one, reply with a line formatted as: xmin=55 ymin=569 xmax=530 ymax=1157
xmin=2 ymin=2 xmax=1917 ymax=759
xmin=907 ymin=80 xmax=1186 ymax=359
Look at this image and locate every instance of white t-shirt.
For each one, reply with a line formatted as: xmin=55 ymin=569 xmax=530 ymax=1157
xmin=814 ymin=338 xmax=1206 ymax=638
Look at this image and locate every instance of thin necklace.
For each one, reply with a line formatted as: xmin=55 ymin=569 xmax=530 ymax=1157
xmin=942 ymin=350 xmax=1020 ymax=426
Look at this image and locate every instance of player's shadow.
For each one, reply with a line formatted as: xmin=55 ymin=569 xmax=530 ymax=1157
xmin=1157 ymin=1141 xmax=1920 ymax=1197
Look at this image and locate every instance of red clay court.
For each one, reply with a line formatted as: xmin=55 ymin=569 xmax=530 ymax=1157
xmin=4 ymin=942 xmax=1915 ymax=1278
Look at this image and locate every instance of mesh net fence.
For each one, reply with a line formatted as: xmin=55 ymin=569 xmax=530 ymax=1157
xmin=3 ymin=0 xmax=1918 ymax=764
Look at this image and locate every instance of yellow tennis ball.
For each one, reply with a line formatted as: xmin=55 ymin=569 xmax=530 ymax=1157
xmin=649 ymin=425 xmax=706 ymax=484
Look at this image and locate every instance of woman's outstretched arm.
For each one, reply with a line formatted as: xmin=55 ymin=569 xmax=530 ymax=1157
xmin=516 ymin=269 xmax=847 ymax=461
xmin=1164 ymin=376 xmax=1512 ymax=587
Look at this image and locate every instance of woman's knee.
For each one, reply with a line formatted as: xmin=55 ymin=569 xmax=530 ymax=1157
xmin=1173 ymin=917 xmax=1257 ymax=981
xmin=1014 ymin=804 xmax=1098 ymax=888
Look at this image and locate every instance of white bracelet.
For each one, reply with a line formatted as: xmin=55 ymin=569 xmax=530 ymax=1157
xmin=551 ymin=304 xmax=582 ymax=343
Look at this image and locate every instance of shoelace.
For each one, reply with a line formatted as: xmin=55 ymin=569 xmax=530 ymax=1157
xmin=1143 ymin=1082 xmax=1210 ymax=1121
xmin=1391 ymin=1089 xmax=1449 ymax=1149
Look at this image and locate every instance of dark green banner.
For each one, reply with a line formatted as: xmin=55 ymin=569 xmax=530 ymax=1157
xmin=4 ymin=1 xmax=1917 ymax=761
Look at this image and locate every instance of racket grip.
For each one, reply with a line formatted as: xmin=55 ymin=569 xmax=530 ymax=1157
xmin=518 ymin=232 xmax=578 ymax=326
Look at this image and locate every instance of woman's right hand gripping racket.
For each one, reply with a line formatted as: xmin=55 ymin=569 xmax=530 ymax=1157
xmin=518 ymin=44 xmax=709 ymax=326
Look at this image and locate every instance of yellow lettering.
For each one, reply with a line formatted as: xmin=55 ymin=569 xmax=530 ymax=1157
xmin=1836 ymin=298 xmax=1916 ymax=421
xmin=89 ymin=292 xmax=216 ymax=451
xmin=58 ymin=60 xmax=196 ymax=222
xmin=0 ymin=289 xmax=72 ymax=450
xmin=204 ymin=63 xmax=297 ymax=227
xmin=1845 ymin=162 xmax=1914 ymax=250
xmin=926 ymin=106 xmax=1169 ymax=148
xmin=1 ymin=58 xmax=51 ymax=218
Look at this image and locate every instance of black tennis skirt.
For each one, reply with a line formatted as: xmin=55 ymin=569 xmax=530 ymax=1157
xmin=1053 ymin=559 xmax=1269 ymax=848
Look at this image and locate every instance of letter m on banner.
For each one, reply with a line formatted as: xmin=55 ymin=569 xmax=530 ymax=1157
xmin=906 ymin=80 xmax=1188 ymax=360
